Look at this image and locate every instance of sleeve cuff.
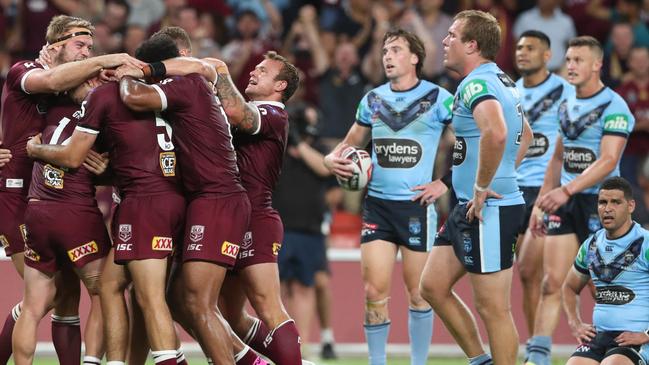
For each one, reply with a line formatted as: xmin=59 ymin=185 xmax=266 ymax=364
xmin=75 ymin=125 xmax=100 ymax=135
xmin=574 ymin=262 xmax=589 ymax=276
xmin=151 ymin=84 xmax=168 ymax=111
xmin=470 ymin=95 xmax=497 ymax=112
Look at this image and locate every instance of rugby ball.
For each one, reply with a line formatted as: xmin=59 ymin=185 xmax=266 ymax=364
xmin=336 ymin=146 xmax=372 ymax=191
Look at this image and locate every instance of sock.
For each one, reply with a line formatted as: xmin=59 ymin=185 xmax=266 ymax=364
xmin=469 ymin=353 xmax=493 ymax=365
xmin=0 ymin=303 xmax=20 ymax=363
xmin=262 ymin=319 xmax=302 ymax=365
xmin=207 ymin=359 xmax=213 ymax=365
xmin=83 ymin=355 xmax=102 ymax=365
xmin=152 ymin=350 xmax=178 ymax=365
xmin=235 ymin=345 xmax=268 ymax=365
xmin=364 ymin=322 xmax=390 ymax=365
xmin=321 ymin=328 xmax=335 ymax=344
xmin=408 ymin=308 xmax=433 ymax=365
xmin=176 ymin=347 xmax=188 ymax=365
xmin=526 ymin=336 xmax=551 ymax=365
xmin=107 ymin=362 xmax=126 ymax=365
xmin=51 ymin=314 xmax=81 ymax=365
xmin=244 ymin=318 xmax=272 ymax=358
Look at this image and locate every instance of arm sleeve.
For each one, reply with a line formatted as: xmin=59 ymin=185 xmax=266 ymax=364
xmin=76 ymin=89 xmax=106 ymax=134
xmin=601 ymin=97 xmax=635 ymax=138
xmin=354 ymin=93 xmax=372 ymax=127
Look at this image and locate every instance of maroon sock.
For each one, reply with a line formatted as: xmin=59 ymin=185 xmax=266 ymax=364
xmin=155 ymin=359 xmax=177 ymax=365
xmin=246 ymin=319 xmax=271 ymax=358
xmin=176 ymin=348 xmax=188 ymax=365
xmin=51 ymin=315 xmax=81 ymax=365
xmin=262 ymin=320 xmax=302 ymax=365
xmin=0 ymin=304 xmax=20 ymax=364
xmin=235 ymin=347 xmax=268 ymax=365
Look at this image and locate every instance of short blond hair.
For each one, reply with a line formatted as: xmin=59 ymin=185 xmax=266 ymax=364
xmin=45 ymin=15 xmax=94 ymax=44
xmin=454 ymin=10 xmax=501 ymax=61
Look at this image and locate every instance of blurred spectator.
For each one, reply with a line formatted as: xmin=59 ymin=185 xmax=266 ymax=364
xmin=603 ymin=22 xmax=635 ymax=88
xmin=147 ymin=0 xmax=187 ymax=34
xmin=93 ymin=21 xmax=122 ymax=54
xmin=175 ymin=6 xmax=220 ymax=58
xmin=318 ymin=41 xmax=368 ymax=149
xmin=103 ymin=0 xmax=130 ymax=35
xmin=221 ymin=5 xmax=280 ymax=93
xmin=408 ymin=0 xmax=453 ymax=79
xmin=226 ymin=0 xmax=282 ymax=36
xmin=123 ymin=24 xmax=147 ymax=55
xmin=0 ymin=45 xmax=10 ymax=98
xmin=587 ymin=0 xmax=649 ymax=49
xmin=513 ymin=0 xmax=577 ymax=71
xmin=126 ymin=0 xmax=165 ymax=29
xmin=325 ymin=0 xmax=375 ymax=58
xmin=615 ymin=46 xmax=649 ymax=186
xmin=633 ymin=156 xmax=649 ymax=228
xmin=360 ymin=4 xmax=392 ymax=86
xmin=564 ymin=0 xmax=613 ymax=43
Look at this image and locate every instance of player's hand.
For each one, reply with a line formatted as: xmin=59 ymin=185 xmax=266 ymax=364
xmin=411 ymin=180 xmax=448 ymax=206
xmin=615 ymin=331 xmax=649 ymax=346
xmin=323 ymin=147 xmax=354 ymax=179
xmin=83 ymin=151 xmax=109 ymax=175
xmin=99 ymin=68 xmax=118 ymax=82
xmin=26 ymin=134 xmax=42 ymax=158
xmin=569 ymin=321 xmax=596 ymax=343
xmin=202 ymin=57 xmax=229 ymax=74
xmin=0 ymin=148 xmax=12 ymax=167
xmin=529 ymin=206 xmax=547 ymax=238
xmin=466 ymin=187 xmax=502 ymax=222
xmin=98 ymin=53 xmax=146 ymax=69
xmin=115 ymin=65 xmax=144 ymax=80
xmin=37 ymin=44 xmax=54 ymax=68
xmin=537 ymin=187 xmax=570 ymax=213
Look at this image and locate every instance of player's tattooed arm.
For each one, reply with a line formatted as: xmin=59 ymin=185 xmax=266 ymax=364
xmin=206 ymin=58 xmax=260 ymax=134
xmin=26 ymin=131 xmax=97 ymax=169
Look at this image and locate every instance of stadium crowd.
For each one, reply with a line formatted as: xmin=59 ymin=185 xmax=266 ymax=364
xmin=1 ymin=0 xmax=649 ymax=365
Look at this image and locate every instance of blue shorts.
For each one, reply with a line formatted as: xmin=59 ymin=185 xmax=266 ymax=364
xmin=571 ymin=331 xmax=646 ymax=364
xmin=434 ymin=202 xmax=524 ymax=274
xmin=278 ymin=231 xmax=328 ymax=287
xmin=545 ymin=193 xmax=600 ymax=243
xmin=360 ymin=195 xmax=437 ymax=252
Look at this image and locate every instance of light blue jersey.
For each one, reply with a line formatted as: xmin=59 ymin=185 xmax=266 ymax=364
xmin=559 ymin=87 xmax=635 ymax=194
xmin=451 ymin=62 xmax=525 ymax=205
xmin=575 ymin=223 xmax=649 ymax=332
xmin=516 ymin=74 xmax=574 ymax=187
xmin=355 ymin=80 xmax=453 ymax=200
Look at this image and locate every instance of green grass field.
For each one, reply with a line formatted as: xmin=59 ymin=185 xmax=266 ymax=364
xmin=15 ymin=356 xmax=570 ymax=364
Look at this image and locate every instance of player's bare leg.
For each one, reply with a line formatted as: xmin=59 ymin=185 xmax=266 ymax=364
xmin=361 ymin=240 xmax=398 ymax=365
xmin=0 ymin=253 xmax=26 ymax=364
xmin=83 ymin=292 xmax=105 ymax=365
xmin=128 ymin=259 xmax=177 ymax=364
xmin=127 ymin=289 xmax=151 ymax=365
xmin=516 ymin=230 xmax=544 ymax=336
xmin=470 ymin=268 xmax=518 ymax=365
xmin=51 ymin=267 xmax=82 ymax=365
xmin=282 ymin=278 xmax=316 ymax=349
xmin=182 ymin=261 xmax=233 ymax=364
xmin=420 ymin=246 xmax=486 ymax=358
xmin=99 ymin=249 xmax=131 ymax=362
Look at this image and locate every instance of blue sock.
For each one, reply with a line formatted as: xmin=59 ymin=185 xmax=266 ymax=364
xmin=468 ymin=353 xmax=492 ymax=365
xmin=408 ymin=308 xmax=433 ymax=365
xmin=364 ymin=322 xmax=390 ymax=365
xmin=526 ymin=335 xmax=551 ymax=365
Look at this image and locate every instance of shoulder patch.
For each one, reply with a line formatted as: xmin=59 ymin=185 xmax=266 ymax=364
xmin=603 ymin=114 xmax=630 ymax=134
xmin=462 ymin=79 xmax=489 ymax=107
xmin=443 ymin=96 xmax=454 ymax=115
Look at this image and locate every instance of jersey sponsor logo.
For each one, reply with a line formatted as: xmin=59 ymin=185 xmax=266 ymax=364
xmin=575 ymin=344 xmax=591 ymax=353
xmin=118 ymin=224 xmax=132 ymax=242
xmin=595 ymin=285 xmax=635 ymax=305
xmin=241 ymin=231 xmax=253 ymax=249
xmin=462 ymin=79 xmax=488 ymax=107
xmin=43 ymin=164 xmax=65 ymax=189
xmin=239 ymin=249 xmax=254 ymax=258
xmin=186 ymin=243 xmax=202 ymax=251
xmin=0 ymin=235 xmax=8 ymax=248
xmin=563 ymin=147 xmax=596 ymax=173
xmin=272 ymin=242 xmax=281 ymax=256
xmin=5 ymin=179 xmax=23 ymax=188
xmin=67 ymin=241 xmax=98 ymax=262
xmin=373 ymin=139 xmax=422 ymax=168
xmin=544 ymin=214 xmax=562 ymax=230
xmin=152 ymin=236 xmax=173 ymax=251
xmin=116 ymin=243 xmax=132 ymax=251
xmin=221 ymin=241 xmax=240 ymax=258
xmin=361 ymin=222 xmax=378 ymax=237
xmin=190 ymin=225 xmax=204 ymax=243
xmin=452 ymin=137 xmax=467 ymax=166
xmin=24 ymin=246 xmax=40 ymax=262
xmin=603 ymin=114 xmax=630 ymax=134
xmin=367 ymin=88 xmax=440 ymax=132
xmin=559 ymin=100 xmax=611 ymax=140
xmin=159 ymin=152 xmax=176 ymax=177
xmin=525 ymin=133 xmax=549 ymax=158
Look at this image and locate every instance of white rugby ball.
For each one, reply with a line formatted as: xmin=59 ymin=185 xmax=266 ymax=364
xmin=336 ymin=146 xmax=373 ymax=191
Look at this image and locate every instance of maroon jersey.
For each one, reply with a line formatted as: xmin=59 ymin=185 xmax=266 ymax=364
xmin=233 ymin=102 xmax=288 ymax=210
xmin=28 ymin=96 xmax=97 ymax=206
xmin=77 ymin=82 xmax=180 ymax=196
xmin=0 ymin=60 xmax=49 ymax=195
xmin=154 ymin=73 xmax=244 ymax=197
xmin=616 ymin=80 xmax=649 ymax=156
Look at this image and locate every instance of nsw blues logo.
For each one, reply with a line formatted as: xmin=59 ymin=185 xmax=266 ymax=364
xmin=559 ymin=100 xmax=611 ymax=140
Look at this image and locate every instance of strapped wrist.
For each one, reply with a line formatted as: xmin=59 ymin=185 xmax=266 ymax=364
xmin=474 ymin=183 xmax=488 ymax=192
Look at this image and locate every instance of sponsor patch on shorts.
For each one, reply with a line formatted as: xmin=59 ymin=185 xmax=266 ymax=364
xmin=0 ymin=235 xmax=8 ymax=248
xmin=24 ymin=246 xmax=40 ymax=262
xmin=67 ymin=241 xmax=98 ymax=262
xmin=272 ymin=242 xmax=281 ymax=256
xmin=151 ymin=236 xmax=173 ymax=251
xmin=221 ymin=241 xmax=240 ymax=258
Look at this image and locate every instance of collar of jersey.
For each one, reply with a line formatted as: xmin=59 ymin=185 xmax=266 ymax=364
xmin=251 ymin=100 xmax=285 ymax=109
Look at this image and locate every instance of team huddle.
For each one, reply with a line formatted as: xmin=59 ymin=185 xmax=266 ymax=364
xmin=0 ymin=7 xmax=648 ymax=365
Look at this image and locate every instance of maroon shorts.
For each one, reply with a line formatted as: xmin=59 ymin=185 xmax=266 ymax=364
xmin=112 ymin=192 xmax=186 ymax=264
xmin=0 ymin=192 xmax=28 ymax=256
xmin=234 ymin=210 xmax=284 ymax=270
xmin=182 ymin=192 xmax=251 ymax=268
xmin=23 ymin=201 xmax=110 ymax=274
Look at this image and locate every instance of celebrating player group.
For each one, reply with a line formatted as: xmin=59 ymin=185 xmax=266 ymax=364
xmin=1 ymin=6 xmax=649 ymax=365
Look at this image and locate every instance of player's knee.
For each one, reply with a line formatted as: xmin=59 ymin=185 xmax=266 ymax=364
xmin=541 ymin=274 xmax=563 ymax=296
xmin=406 ymin=289 xmax=429 ymax=309
xmin=519 ymin=263 xmax=541 ymax=284
xmin=53 ymin=286 xmax=81 ymax=315
xmin=83 ymin=273 xmax=102 ymax=296
xmin=183 ymin=288 xmax=210 ymax=315
xmin=419 ymin=278 xmax=446 ymax=306
xmin=473 ymin=297 xmax=511 ymax=321
xmin=364 ymin=281 xmax=389 ymax=302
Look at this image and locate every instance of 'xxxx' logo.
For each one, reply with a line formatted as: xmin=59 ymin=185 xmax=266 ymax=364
xmin=67 ymin=241 xmax=98 ymax=262
xmin=221 ymin=241 xmax=240 ymax=258
xmin=152 ymin=236 xmax=173 ymax=251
